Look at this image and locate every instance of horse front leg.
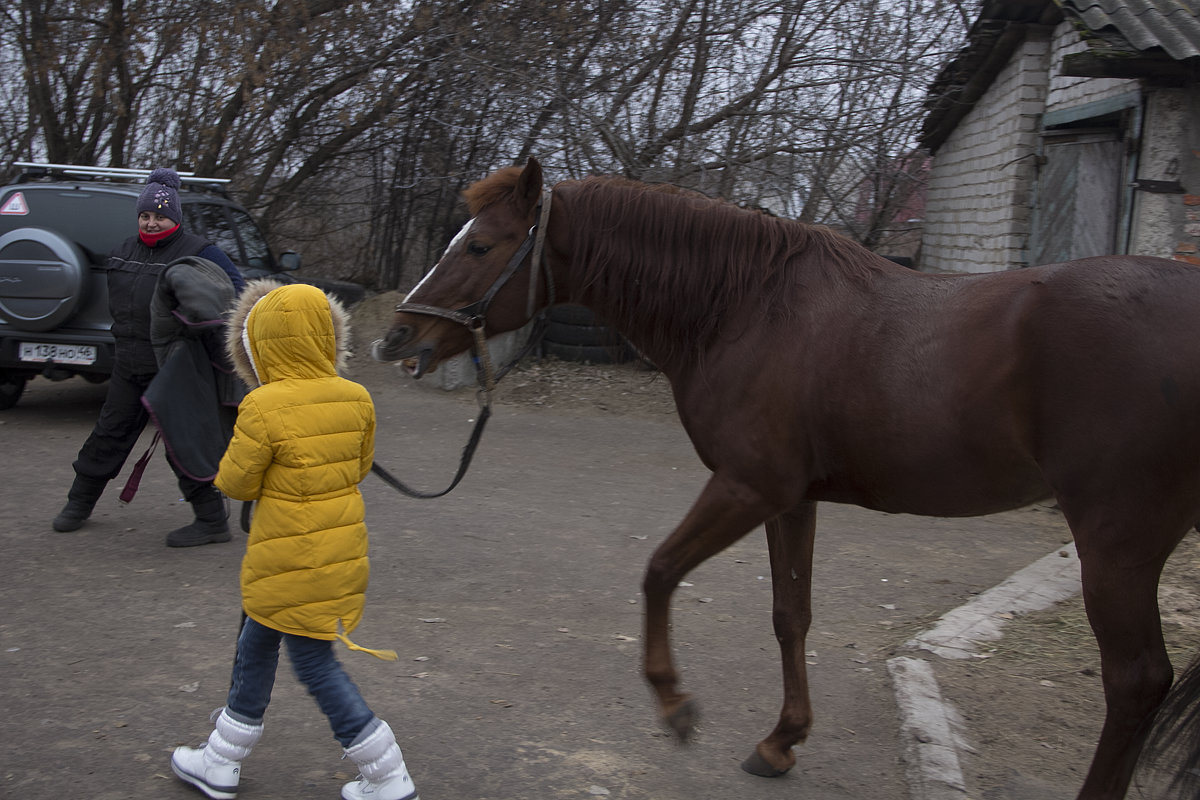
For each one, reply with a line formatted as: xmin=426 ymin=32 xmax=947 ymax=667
xmin=642 ymin=474 xmax=775 ymax=741
xmin=742 ymin=501 xmax=817 ymax=777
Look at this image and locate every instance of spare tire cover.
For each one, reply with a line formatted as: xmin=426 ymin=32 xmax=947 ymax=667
xmin=0 ymin=227 xmax=88 ymax=331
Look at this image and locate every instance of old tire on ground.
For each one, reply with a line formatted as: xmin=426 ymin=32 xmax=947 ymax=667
xmin=546 ymin=304 xmax=598 ymax=326
xmin=542 ymin=304 xmax=633 ymax=364
xmin=545 ymin=321 xmax=621 ymax=347
xmin=542 ymin=340 xmax=634 ymax=364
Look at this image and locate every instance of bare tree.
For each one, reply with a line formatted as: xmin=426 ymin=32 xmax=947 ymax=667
xmin=0 ymin=0 xmax=975 ymax=288
xmin=2 ymin=0 xmax=192 ymax=166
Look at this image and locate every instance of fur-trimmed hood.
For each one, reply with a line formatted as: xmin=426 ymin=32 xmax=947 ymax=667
xmin=226 ymin=279 xmax=351 ymax=388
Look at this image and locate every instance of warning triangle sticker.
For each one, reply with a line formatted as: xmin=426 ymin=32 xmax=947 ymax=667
xmin=1 ymin=192 xmax=29 ymax=215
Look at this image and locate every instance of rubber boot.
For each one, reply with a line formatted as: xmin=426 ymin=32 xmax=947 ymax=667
xmin=171 ymin=708 xmax=263 ymax=800
xmin=341 ymin=719 xmax=419 ymax=800
xmin=166 ymin=486 xmax=232 ymax=547
xmin=52 ymin=474 xmax=107 ymax=532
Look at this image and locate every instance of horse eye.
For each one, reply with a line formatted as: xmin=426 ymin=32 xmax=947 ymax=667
xmin=467 ymin=242 xmax=490 ymax=256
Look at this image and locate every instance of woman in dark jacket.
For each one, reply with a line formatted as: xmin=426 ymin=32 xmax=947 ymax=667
xmin=52 ymin=168 xmax=245 ymax=547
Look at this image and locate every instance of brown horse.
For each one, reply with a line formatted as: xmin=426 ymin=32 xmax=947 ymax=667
xmin=373 ymin=157 xmax=1200 ymax=800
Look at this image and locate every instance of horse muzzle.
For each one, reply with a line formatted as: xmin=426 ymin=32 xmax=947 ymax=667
xmin=371 ymin=326 xmax=438 ymax=377
xmin=372 ymin=339 xmax=435 ymax=378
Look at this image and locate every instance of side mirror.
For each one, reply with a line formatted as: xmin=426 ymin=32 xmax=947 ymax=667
xmin=278 ymin=251 xmax=301 ymax=271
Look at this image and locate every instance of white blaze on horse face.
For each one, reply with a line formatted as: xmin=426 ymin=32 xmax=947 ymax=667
xmin=402 ymin=218 xmax=475 ymax=303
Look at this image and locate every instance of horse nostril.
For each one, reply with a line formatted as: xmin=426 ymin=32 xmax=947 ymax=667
xmin=371 ymin=325 xmax=417 ymax=363
xmin=386 ymin=326 xmax=413 ymax=347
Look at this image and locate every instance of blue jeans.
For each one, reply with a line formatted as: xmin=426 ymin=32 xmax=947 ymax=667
xmin=226 ymin=617 xmax=375 ymax=747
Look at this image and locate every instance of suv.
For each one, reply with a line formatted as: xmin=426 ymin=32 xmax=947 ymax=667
xmin=0 ymin=162 xmax=365 ymax=409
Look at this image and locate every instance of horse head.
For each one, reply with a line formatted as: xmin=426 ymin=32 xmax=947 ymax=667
xmin=372 ymin=157 xmax=553 ymax=378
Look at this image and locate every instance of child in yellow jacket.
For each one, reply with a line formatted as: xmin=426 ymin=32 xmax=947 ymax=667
xmin=171 ymin=281 xmax=418 ymax=800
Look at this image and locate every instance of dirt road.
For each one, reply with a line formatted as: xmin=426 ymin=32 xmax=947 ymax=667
xmin=2 ymin=315 xmax=1197 ymax=800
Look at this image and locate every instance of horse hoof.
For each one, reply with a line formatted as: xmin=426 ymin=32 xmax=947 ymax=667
xmin=741 ymin=750 xmax=791 ymax=778
xmin=665 ymin=699 xmax=699 ymax=742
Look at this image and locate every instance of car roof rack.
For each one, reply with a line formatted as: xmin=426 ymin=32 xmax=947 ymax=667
xmin=11 ymin=161 xmax=232 ymax=188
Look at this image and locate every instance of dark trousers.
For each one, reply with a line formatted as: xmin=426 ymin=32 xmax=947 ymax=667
xmin=73 ymin=367 xmax=209 ymax=501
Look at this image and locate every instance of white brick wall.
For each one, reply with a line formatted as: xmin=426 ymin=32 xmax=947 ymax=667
xmin=923 ymin=30 xmax=1052 ymax=273
xmin=923 ymin=18 xmax=1198 ymax=272
xmin=1046 ymin=21 xmax=1137 ymax=112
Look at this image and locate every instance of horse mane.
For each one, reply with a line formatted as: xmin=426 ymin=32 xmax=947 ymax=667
xmin=564 ymin=176 xmax=885 ymax=367
xmin=463 ymin=167 xmax=888 ymax=368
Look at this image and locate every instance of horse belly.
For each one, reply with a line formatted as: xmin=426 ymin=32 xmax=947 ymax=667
xmin=805 ymin=354 xmax=1050 ymax=516
xmin=809 ymin=434 xmax=1053 ymax=517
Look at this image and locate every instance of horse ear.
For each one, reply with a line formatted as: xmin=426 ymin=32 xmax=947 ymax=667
xmin=514 ymin=157 xmax=543 ymax=213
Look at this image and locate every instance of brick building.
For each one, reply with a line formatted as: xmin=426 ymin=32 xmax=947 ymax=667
xmin=919 ymin=0 xmax=1200 ymax=273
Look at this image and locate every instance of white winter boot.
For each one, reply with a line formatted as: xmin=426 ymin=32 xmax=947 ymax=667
xmin=171 ymin=708 xmax=264 ymax=800
xmin=341 ymin=718 xmax=419 ymax=800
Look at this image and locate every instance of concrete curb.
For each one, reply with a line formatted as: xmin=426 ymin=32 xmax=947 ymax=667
xmin=889 ymin=542 xmax=1083 ymax=799
xmin=887 ymin=656 xmax=970 ymax=798
xmin=906 ymin=543 xmax=1081 ymax=660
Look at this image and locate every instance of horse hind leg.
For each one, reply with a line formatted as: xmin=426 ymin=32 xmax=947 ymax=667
xmin=641 ymin=474 xmax=776 ymax=742
xmin=742 ymin=502 xmax=817 ymax=778
xmin=1068 ymin=512 xmax=1186 ymax=800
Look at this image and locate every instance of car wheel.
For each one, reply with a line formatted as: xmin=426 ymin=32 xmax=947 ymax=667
xmin=0 ymin=374 xmax=27 ymax=410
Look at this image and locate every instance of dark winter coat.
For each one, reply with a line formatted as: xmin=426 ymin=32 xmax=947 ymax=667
xmin=107 ymin=230 xmax=215 ymax=374
xmin=142 ymin=256 xmax=244 ymax=481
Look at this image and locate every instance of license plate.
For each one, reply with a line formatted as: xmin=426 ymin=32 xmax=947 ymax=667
xmin=19 ymin=341 xmax=97 ymax=365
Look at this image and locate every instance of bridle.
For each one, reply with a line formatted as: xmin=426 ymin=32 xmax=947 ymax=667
xmin=392 ymin=189 xmax=555 ymax=391
xmin=400 ymin=188 xmax=556 ymax=387
xmin=369 ymin=188 xmax=555 ymax=499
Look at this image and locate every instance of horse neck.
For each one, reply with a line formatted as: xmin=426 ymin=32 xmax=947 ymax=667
xmin=546 ymin=180 xmax=879 ymax=373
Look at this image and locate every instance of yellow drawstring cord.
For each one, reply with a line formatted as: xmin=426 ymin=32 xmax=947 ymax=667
xmin=335 ymin=630 xmax=398 ymax=662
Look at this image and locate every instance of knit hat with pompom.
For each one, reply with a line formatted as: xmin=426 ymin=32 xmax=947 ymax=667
xmin=136 ymin=168 xmax=183 ymax=224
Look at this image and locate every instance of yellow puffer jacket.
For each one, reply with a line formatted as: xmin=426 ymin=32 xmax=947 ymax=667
xmin=218 ymin=281 xmax=392 ymax=658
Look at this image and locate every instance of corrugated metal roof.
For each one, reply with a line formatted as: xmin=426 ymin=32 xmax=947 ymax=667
xmin=921 ymin=0 xmax=1200 ymax=151
xmin=1060 ymin=0 xmax=1200 ymax=59
xmin=919 ymin=2 xmax=1065 ymax=151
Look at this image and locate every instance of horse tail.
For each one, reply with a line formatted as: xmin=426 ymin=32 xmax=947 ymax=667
xmin=1134 ymin=650 xmax=1200 ymax=798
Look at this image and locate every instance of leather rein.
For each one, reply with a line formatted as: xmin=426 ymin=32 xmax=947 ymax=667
xmin=370 ymin=190 xmax=555 ymax=499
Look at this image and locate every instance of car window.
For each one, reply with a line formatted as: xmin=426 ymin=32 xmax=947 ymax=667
xmin=184 ymin=202 xmax=243 ymax=263
xmin=0 ymin=188 xmax=134 ymax=261
xmin=229 ymin=208 xmax=272 ymax=269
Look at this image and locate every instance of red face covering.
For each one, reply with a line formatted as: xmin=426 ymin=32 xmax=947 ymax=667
xmin=140 ymin=224 xmax=180 ymax=247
